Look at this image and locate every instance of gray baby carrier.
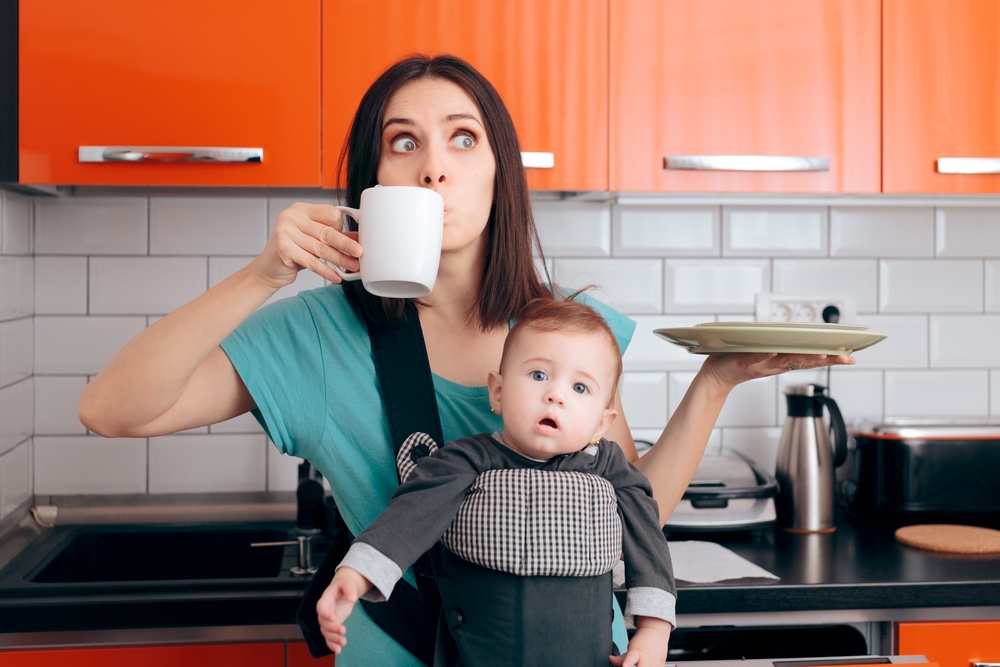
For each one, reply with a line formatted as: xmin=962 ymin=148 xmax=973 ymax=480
xmin=397 ymin=432 xmax=620 ymax=667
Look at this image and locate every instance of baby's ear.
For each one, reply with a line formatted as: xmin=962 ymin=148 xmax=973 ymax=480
xmin=592 ymin=408 xmax=619 ymax=442
xmin=487 ymin=370 xmax=503 ymax=415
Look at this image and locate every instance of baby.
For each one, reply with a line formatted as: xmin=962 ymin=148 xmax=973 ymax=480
xmin=318 ymin=297 xmax=675 ymax=667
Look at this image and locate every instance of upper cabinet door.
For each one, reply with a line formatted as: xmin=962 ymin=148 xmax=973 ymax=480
xmin=19 ymin=1 xmax=321 ymax=187
xmin=610 ymin=0 xmax=881 ymax=193
xmin=884 ymin=0 xmax=1000 ymax=194
xmin=321 ymin=0 xmax=608 ymax=191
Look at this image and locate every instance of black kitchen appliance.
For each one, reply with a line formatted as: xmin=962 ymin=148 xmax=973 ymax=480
xmin=847 ymin=418 xmax=1000 ymax=521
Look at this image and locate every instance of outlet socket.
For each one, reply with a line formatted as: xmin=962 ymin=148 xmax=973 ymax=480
xmin=755 ymin=293 xmax=857 ymax=324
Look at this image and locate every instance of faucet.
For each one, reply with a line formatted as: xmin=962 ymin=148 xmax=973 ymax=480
xmin=295 ymin=461 xmax=326 ymax=535
xmin=249 ymin=461 xmax=330 ymax=577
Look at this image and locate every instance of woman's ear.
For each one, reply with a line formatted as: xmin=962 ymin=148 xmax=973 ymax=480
xmin=487 ymin=370 xmax=503 ymax=415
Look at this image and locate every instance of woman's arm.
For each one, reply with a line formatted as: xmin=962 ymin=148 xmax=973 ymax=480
xmin=635 ymin=352 xmax=854 ymax=525
xmin=78 ymin=203 xmax=361 ymax=438
xmin=606 ymin=390 xmax=638 ymax=462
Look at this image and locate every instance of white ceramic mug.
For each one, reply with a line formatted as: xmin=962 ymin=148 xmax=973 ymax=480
xmin=333 ymin=186 xmax=444 ymax=298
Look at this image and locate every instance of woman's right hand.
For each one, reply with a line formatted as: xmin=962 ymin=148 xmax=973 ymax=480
xmin=251 ymin=202 xmax=364 ymax=290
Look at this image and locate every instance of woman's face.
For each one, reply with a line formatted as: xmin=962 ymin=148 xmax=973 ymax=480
xmin=377 ymin=77 xmax=497 ymax=258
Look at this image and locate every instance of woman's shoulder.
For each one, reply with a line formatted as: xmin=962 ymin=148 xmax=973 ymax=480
xmin=227 ymin=284 xmax=366 ymax=353
xmin=271 ymin=284 xmax=364 ymax=331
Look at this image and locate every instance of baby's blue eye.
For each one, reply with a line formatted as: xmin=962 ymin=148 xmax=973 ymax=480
xmin=573 ymin=383 xmax=589 ymax=395
xmin=531 ymin=370 xmax=548 ymax=382
xmin=391 ymin=137 xmax=417 ymax=152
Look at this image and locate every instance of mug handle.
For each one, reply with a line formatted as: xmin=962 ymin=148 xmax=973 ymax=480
xmin=331 ymin=206 xmax=362 ymax=281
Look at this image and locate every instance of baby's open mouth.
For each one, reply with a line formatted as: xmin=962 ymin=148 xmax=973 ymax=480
xmin=539 ymin=417 xmax=558 ymax=429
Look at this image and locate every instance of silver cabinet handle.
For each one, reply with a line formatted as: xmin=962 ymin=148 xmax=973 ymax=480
xmin=79 ymin=146 xmax=264 ymax=163
xmin=664 ymin=155 xmax=830 ymax=172
xmin=971 ymin=663 xmax=1000 ymax=667
xmin=937 ymin=157 xmax=1000 ymax=174
xmin=521 ymin=151 xmax=554 ymax=169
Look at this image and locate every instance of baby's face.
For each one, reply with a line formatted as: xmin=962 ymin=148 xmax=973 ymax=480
xmin=489 ymin=327 xmax=618 ymax=460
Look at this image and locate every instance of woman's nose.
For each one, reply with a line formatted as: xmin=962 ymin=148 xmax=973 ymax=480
xmin=420 ymin=142 xmax=447 ymax=185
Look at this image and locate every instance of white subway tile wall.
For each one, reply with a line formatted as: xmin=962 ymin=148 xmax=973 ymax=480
xmin=0 ymin=192 xmax=33 ymax=521
xmin=613 ymin=205 xmax=720 ymax=257
xmin=148 ymin=434 xmax=268 ymax=494
xmin=880 ymin=259 xmax=984 ymax=313
xmin=723 ymin=207 xmax=828 ymax=257
xmin=664 ymin=258 xmax=769 ymax=313
xmin=936 ymin=207 xmax=1000 ymax=257
xmin=90 ymin=256 xmax=209 ymax=315
xmin=0 ymin=191 xmax=998 ymax=500
xmin=34 ymin=436 xmax=146 ymax=495
xmin=830 ymin=206 xmax=934 ymax=257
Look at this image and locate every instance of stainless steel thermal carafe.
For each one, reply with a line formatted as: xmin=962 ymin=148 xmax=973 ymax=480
xmin=775 ymin=384 xmax=847 ymax=533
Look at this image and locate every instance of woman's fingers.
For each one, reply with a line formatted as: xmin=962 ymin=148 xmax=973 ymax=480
xmin=778 ymin=353 xmax=855 ymax=373
xmin=702 ymin=352 xmax=855 ymax=389
xmin=269 ymin=203 xmax=364 ymax=284
xmin=287 ymin=224 xmax=360 ymax=283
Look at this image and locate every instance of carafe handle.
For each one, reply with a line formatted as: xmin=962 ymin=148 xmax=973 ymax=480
xmin=818 ymin=395 xmax=848 ymax=467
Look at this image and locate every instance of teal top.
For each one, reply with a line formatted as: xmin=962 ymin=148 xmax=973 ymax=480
xmin=222 ymin=285 xmax=637 ymax=666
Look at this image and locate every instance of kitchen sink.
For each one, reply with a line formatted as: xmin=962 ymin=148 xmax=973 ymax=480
xmin=29 ymin=525 xmax=289 ymax=583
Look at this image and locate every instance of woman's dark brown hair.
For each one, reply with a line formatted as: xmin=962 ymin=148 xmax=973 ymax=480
xmin=337 ymin=53 xmax=551 ymax=329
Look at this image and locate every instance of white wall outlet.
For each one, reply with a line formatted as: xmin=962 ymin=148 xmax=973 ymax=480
xmin=755 ymin=293 xmax=857 ymax=324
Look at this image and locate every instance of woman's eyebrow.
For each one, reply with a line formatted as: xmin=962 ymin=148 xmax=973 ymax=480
xmin=446 ymin=112 xmax=484 ymax=128
xmin=382 ymin=113 xmax=484 ymax=133
xmin=382 ymin=117 xmax=414 ymax=132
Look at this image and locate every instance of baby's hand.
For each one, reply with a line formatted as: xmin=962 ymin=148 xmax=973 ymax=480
xmin=316 ymin=568 xmax=370 ymax=654
xmin=609 ymin=618 xmax=671 ymax=667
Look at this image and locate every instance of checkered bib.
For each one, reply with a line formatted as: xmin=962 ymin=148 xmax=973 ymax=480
xmin=439 ymin=468 xmax=624 ymax=577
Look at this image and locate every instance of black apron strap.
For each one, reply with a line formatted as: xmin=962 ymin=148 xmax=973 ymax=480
xmin=297 ymin=303 xmax=443 ymax=665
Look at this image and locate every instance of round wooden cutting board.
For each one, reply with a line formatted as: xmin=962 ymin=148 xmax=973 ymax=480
xmin=895 ymin=524 xmax=1000 ymax=554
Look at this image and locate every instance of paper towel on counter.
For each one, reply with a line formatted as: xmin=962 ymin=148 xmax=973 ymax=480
xmin=667 ymin=540 xmax=779 ymax=583
xmin=612 ymin=540 xmax=779 ymax=586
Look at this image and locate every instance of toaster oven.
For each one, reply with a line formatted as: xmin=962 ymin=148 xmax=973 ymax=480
xmin=847 ymin=418 xmax=1000 ymax=520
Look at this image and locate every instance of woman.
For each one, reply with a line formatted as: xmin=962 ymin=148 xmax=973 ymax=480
xmin=78 ymin=54 xmax=852 ymax=665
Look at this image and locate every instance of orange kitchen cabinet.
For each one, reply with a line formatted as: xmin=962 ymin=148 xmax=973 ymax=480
xmin=18 ymin=1 xmax=321 ymax=186
xmin=883 ymin=0 xmax=1000 ymax=193
xmin=321 ymin=0 xmax=608 ymax=192
xmin=897 ymin=620 xmax=1000 ymax=667
xmin=0 ymin=642 xmax=285 ymax=666
xmin=610 ymin=0 xmax=881 ymax=193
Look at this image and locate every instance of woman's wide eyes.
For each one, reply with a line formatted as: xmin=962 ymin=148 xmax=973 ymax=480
xmin=573 ymin=383 xmax=589 ymax=395
xmin=390 ymin=137 xmax=417 ymax=153
xmin=531 ymin=370 xmax=548 ymax=381
xmin=389 ymin=134 xmax=475 ymax=153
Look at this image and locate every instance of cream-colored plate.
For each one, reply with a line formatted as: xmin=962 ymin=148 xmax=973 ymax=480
xmin=654 ymin=322 xmax=887 ymax=355
xmin=696 ymin=321 xmax=869 ymax=331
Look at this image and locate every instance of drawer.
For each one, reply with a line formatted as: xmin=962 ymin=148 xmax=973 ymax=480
xmin=897 ymin=620 xmax=1000 ymax=667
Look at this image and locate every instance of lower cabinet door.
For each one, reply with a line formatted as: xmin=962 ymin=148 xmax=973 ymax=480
xmin=0 ymin=642 xmax=285 ymax=666
xmin=287 ymin=641 xmax=335 ymax=665
xmin=897 ymin=621 xmax=1000 ymax=667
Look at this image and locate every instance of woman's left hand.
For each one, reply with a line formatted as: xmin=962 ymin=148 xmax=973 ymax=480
xmin=700 ymin=352 xmax=855 ymax=391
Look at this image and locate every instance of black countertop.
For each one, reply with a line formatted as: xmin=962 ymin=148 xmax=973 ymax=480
xmin=1 ymin=513 xmax=999 ymax=639
xmin=668 ymin=511 xmax=1000 ymax=621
